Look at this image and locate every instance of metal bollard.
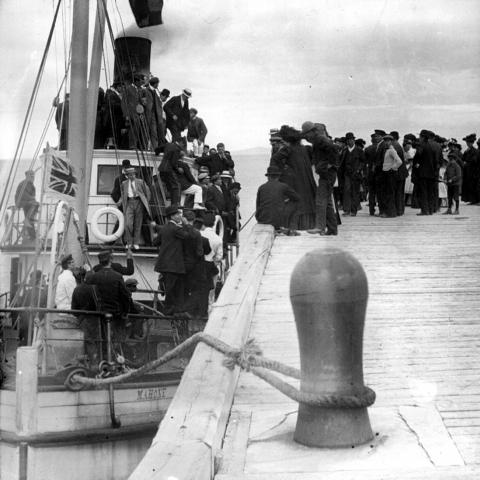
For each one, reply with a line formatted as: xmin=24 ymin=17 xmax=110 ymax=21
xmin=290 ymin=247 xmax=374 ymax=447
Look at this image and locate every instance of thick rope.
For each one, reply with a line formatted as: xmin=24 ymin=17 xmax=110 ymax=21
xmin=68 ymin=333 xmax=375 ymax=409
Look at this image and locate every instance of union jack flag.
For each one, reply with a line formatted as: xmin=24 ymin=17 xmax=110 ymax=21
xmin=43 ymin=147 xmax=77 ymax=199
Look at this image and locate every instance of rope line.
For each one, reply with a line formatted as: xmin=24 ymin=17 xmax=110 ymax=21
xmin=67 ymin=333 xmax=376 ymax=409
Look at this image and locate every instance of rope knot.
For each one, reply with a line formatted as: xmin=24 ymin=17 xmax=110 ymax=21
xmin=223 ymin=338 xmax=263 ymax=371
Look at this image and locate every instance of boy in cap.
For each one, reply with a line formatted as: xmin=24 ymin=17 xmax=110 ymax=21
xmin=187 ymin=108 xmax=208 ymax=156
xmin=443 ymin=153 xmax=462 ymax=215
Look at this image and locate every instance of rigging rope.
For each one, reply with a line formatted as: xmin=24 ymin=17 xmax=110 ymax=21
xmin=0 ymin=0 xmax=63 ymax=226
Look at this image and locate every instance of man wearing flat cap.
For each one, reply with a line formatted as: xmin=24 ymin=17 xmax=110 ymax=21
xmin=118 ymin=166 xmax=151 ymax=249
xmin=301 ymin=121 xmax=339 ymax=235
xmin=461 ymin=133 xmax=478 ymax=204
xmin=153 ymin=205 xmax=191 ymax=315
xmin=163 ymin=88 xmax=192 ymax=141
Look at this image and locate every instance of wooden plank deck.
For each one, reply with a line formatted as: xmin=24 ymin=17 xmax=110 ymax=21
xmin=216 ymin=204 xmax=480 ymax=479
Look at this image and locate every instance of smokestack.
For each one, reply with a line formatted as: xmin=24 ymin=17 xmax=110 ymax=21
xmin=113 ymin=36 xmax=152 ymax=83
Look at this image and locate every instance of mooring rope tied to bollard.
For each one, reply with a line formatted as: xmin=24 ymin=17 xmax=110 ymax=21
xmin=67 ymin=333 xmax=375 ymax=408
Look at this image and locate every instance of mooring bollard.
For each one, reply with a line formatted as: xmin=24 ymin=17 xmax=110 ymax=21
xmin=290 ymin=247 xmax=374 ymax=447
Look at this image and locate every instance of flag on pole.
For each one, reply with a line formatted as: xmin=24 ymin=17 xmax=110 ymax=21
xmin=129 ymin=0 xmax=164 ymax=28
xmin=43 ymin=146 xmax=77 ymax=200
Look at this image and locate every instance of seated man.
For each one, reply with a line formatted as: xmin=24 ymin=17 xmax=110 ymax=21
xmin=177 ymin=159 xmax=205 ymax=210
xmin=15 ymin=170 xmax=40 ymax=240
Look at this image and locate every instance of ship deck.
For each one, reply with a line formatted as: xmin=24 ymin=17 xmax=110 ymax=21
xmin=129 ymin=203 xmax=480 ymax=480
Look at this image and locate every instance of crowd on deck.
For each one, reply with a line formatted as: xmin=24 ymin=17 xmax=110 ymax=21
xmin=256 ymin=124 xmax=479 ymax=235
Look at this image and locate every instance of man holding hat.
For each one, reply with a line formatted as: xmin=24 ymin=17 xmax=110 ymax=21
xmin=163 ymin=88 xmax=192 ymax=141
xmin=153 ymin=205 xmax=191 ymax=315
xmin=301 ymin=121 xmax=339 ymax=235
xmin=338 ymin=132 xmax=365 ymax=216
xmin=118 ymin=166 xmax=151 ymax=249
xmin=256 ymin=166 xmax=299 ymax=230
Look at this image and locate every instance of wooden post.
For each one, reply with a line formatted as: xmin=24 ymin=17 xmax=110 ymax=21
xmin=290 ymin=247 xmax=374 ymax=447
xmin=16 ymin=346 xmax=39 ymax=435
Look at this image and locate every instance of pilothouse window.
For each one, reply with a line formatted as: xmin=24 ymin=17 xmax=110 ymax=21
xmin=97 ymin=165 xmax=119 ymax=195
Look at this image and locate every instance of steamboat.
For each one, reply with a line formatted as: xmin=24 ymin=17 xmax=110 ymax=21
xmin=0 ymin=1 xmax=236 ymax=478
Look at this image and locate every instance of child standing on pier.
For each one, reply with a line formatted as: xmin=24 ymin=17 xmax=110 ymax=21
xmin=443 ymin=152 xmax=462 ymax=215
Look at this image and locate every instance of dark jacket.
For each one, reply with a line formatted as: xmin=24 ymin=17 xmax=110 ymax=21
xmin=364 ymin=143 xmax=378 ymax=180
xmin=110 ymin=172 xmax=127 ymax=203
xmin=93 ymin=259 xmax=134 ymax=276
xmin=311 ymin=137 xmax=339 ymax=185
xmin=205 ymin=185 xmax=227 ymax=213
xmin=413 ymin=141 xmax=436 ymax=179
xmin=182 ymin=224 xmax=204 ymax=272
xmin=163 ymin=95 xmax=190 ymax=130
xmin=71 ymin=283 xmax=98 ymax=312
xmin=177 ymin=160 xmax=198 ymax=191
xmin=256 ymin=179 xmax=300 ymax=229
xmin=15 ymin=180 xmax=36 ymax=207
xmin=159 ymin=142 xmax=183 ymax=173
xmin=444 ymin=160 xmax=462 ymax=186
xmin=85 ymin=267 xmax=130 ymax=316
xmin=153 ymin=221 xmax=190 ymax=274
xmin=196 ymin=153 xmax=234 ymax=176
xmin=187 ymin=117 xmax=208 ymax=143
xmin=339 ymin=146 xmax=365 ymax=178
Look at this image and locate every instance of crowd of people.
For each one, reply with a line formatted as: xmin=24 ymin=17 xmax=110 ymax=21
xmin=54 ymin=76 xmax=209 ymax=155
xmin=256 ymin=123 xmax=479 ymax=234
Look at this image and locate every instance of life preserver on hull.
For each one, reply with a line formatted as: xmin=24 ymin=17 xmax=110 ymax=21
xmin=214 ymin=214 xmax=224 ymax=239
xmin=90 ymin=206 xmax=124 ymax=243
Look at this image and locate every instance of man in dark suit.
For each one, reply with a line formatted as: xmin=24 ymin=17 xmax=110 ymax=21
xmin=364 ymin=132 xmax=381 ymax=215
xmin=92 ymin=248 xmax=134 ymax=276
xmin=163 ymin=88 xmax=191 ymax=141
xmin=159 ymin=140 xmax=184 ymax=206
xmin=205 ymin=174 xmax=227 ymax=214
xmin=153 ymin=205 xmax=190 ymax=315
xmin=111 ymin=159 xmax=131 ymax=207
xmin=339 ymin=132 xmax=365 ymax=216
xmin=144 ymin=76 xmax=164 ymax=151
xmin=413 ymin=130 xmax=437 ymax=215
xmin=187 ymin=108 xmax=208 ymax=156
xmin=85 ymin=251 xmax=131 ymax=321
xmin=122 ymin=75 xmax=147 ymax=149
xmin=104 ymin=82 xmax=127 ymax=149
xmin=256 ymin=166 xmax=299 ymax=229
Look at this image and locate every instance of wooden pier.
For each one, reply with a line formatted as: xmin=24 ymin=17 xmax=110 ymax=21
xmin=130 ymin=204 xmax=480 ymax=480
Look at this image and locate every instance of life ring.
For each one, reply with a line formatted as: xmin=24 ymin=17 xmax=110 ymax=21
xmin=90 ymin=206 xmax=124 ymax=243
xmin=213 ymin=214 xmax=224 ymax=239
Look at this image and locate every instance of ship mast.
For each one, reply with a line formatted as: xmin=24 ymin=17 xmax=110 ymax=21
xmin=67 ymin=0 xmax=105 ymax=263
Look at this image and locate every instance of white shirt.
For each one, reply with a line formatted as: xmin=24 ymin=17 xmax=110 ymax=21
xmin=128 ymin=179 xmax=137 ymax=198
xmin=55 ymin=269 xmax=77 ymax=310
xmin=201 ymin=227 xmax=223 ymax=263
xmin=348 ymin=145 xmax=355 ymax=153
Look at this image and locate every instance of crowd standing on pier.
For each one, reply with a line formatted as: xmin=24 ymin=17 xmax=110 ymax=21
xmin=256 ymin=123 xmax=480 ymax=234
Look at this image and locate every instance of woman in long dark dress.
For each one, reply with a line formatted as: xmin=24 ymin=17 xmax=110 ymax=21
xmin=270 ymin=125 xmax=316 ymax=230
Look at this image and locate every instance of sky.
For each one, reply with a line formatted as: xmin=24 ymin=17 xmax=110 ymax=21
xmin=0 ymin=0 xmax=480 ymax=159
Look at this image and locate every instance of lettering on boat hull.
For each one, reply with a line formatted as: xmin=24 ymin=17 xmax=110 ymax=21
xmin=136 ymin=386 xmax=167 ymax=401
